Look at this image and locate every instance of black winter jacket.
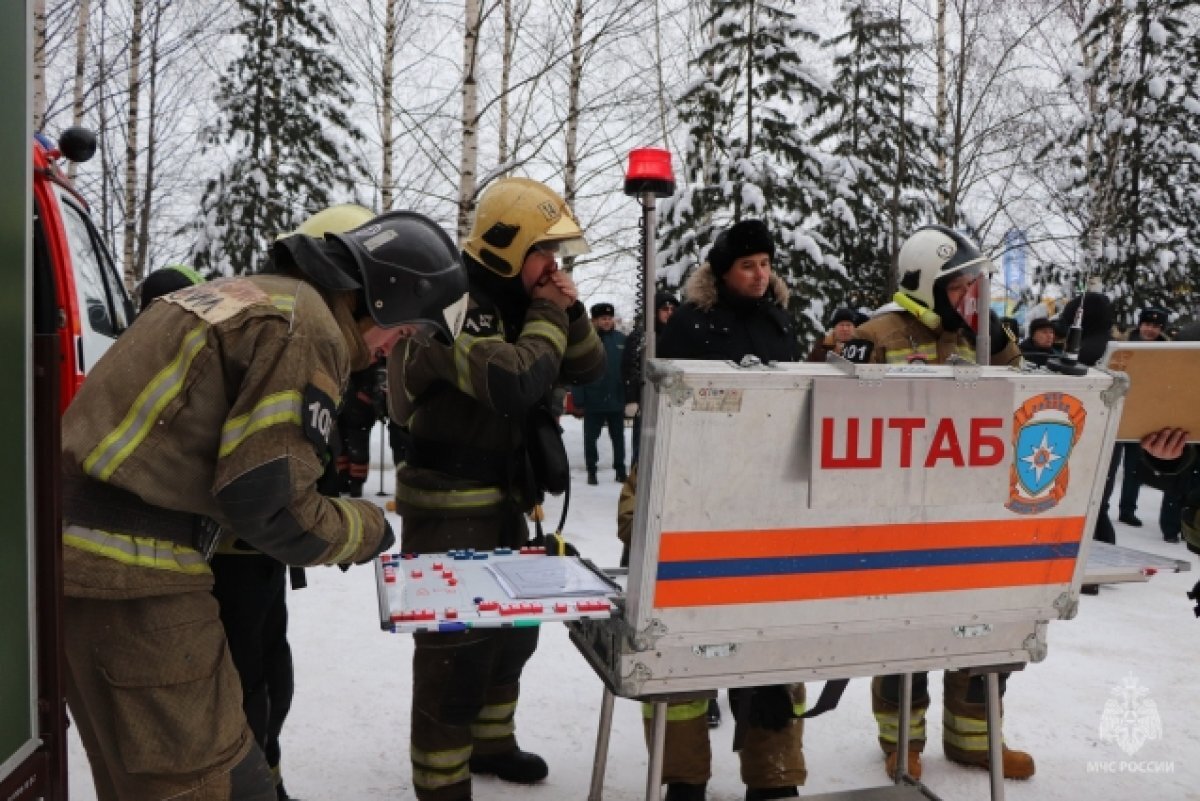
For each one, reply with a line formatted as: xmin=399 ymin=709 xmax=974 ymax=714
xmin=657 ymin=264 xmax=798 ymax=363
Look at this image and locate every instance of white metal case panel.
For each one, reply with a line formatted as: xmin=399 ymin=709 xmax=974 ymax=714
xmin=572 ymin=360 xmax=1124 ymax=697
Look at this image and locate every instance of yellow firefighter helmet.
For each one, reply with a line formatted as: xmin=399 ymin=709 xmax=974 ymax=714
xmin=462 ymin=177 xmax=589 ymax=277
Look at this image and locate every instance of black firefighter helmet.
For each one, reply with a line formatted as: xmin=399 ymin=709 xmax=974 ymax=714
xmin=275 ymin=210 xmax=468 ymax=344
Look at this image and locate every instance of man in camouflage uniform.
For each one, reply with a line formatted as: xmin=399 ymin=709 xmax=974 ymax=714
xmin=61 ymin=211 xmax=467 ymax=801
xmin=851 ymin=225 xmax=1033 ymax=782
xmin=390 ymin=178 xmax=605 ymax=801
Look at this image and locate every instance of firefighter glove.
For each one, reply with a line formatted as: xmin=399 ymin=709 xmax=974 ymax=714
xmin=360 ymin=519 xmax=396 ymax=564
xmin=747 ymin=684 xmax=795 ymax=731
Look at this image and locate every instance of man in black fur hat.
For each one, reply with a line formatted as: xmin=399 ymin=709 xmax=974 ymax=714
xmin=652 ymin=219 xmax=804 ymax=801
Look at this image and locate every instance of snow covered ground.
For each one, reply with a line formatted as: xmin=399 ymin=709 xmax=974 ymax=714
xmin=68 ymin=417 xmax=1200 ymax=801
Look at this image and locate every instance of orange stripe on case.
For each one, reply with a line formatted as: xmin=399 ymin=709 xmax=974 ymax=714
xmin=657 ymin=517 xmax=1086 ymax=562
xmin=653 ymin=559 xmax=1076 ymax=608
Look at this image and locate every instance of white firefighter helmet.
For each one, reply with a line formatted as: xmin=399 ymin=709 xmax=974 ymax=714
xmin=896 ymin=225 xmax=992 ymax=308
xmin=462 ymin=177 xmax=589 ymax=277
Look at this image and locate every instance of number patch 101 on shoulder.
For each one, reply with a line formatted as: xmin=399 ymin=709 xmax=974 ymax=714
xmin=303 ymin=383 xmax=337 ymax=450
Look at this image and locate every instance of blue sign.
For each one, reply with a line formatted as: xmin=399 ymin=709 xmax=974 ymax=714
xmin=1015 ymin=421 xmax=1075 ymax=496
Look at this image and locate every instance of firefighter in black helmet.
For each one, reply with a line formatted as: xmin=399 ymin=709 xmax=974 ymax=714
xmin=390 ymin=177 xmax=605 ymax=800
xmin=60 ymin=210 xmax=466 ymax=801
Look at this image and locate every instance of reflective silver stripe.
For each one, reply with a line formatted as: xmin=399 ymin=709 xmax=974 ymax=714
xmin=411 ymin=765 xmax=470 ymax=789
xmin=219 ymin=391 xmax=303 ymax=457
xmin=395 ymin=483 xmax=505 ymax=511
xmin=470 ymin=722 xmax=514 ymax=740
xmin=84 ymin=325 xmax=207 ymax=480
xmin=410 ymin=744 xmax=473 ymax=770
xmin=944 ymin=711 xmax=992 ymax=733
xmin=62 ymin=525 xmax=211 ymax=575
xmin=523 ymin=320 xmax=567 ymax=354
xmin=475 ymin=701 xmax=516 ymax=722
xmin=453 ymin=331 xmax=503 ymax=397
xmin=565 ymin=326 xmax=599 ymax=359
xmin=640 ymin=699 xmax=708 ymax=721
xmin=875 ymin=709 xmax=927 ymax=743
xmin=328 ymin=498 xmax=364 ymax=563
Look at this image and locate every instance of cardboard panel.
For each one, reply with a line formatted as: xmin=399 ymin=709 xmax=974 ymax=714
xmin=1100 ymin=342 xmax=1200 ymax=442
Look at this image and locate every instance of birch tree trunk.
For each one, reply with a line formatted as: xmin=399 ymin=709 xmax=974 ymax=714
xmin=33 ymin=0 xmax=47 ymax=131
xmin=653 ymin=0 xmax=669 ymax=147
xmin=71 ymin=0 xmax=92 ymax=128
xmin=563 ymin=0 xmax=584 ymax=205
xmin=135 ymin=0 xmax=162 ymax=283
xmin=498 ymin=0 xmax=513 ymax=167
xmin=935 ymin=0 xmax=948 ymax=217
xmin=889 ymin=0 xmax=906 ymax=289
xmin=457 ymin=0 xmax=483 ymax=240
xmin=381 ymin=0 xmax=398 ymax=209
xmin=946 ymin=0 xmax=968 ymax=226
xmin=122 ymin=0 xmax=145 ymax=288
xmin=67 ymin=0 xmax=93 ymax=179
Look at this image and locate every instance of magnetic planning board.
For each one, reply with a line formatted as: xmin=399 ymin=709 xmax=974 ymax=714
xmin=375 ymin=548 xmax=621 ymax=633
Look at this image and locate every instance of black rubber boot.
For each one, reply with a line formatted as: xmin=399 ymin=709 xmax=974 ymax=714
xmin=469 ymin=748 xmax=548 ymax=783
xmin=745 ymin=788 xmax=799 ymax=801
xmin=587 ymin=471 xmax=598 ymax=485
xmin=664 ymin=783 xmax=707 ymax=801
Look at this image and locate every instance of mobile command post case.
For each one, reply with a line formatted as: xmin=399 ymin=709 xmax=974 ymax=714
xmin=570 ymin=357 xmax=1124 ymax=798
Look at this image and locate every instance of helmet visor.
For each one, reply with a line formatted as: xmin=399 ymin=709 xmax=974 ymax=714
xmin=376 ymin=291 xmax=469 ymax=347
xmin=537 ymin=224 xmax=590 ymax=258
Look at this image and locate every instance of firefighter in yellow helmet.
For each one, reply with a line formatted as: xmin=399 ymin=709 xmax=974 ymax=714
xmin=61 ymin=210 xmax=467 ymax=801
xmin=851 ymin=225 xmax=1032 ymax=782
xmin=390 ymin=177 xmax=605 ymax=800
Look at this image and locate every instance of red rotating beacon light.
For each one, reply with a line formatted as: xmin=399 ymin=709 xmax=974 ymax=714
xmin=624 ymin=147 xmax=675 ymax=198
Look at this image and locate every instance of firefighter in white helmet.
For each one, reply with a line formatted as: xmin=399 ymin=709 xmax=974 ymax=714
xmin=849 ymin=224 xmax=1032 ymax=781
xmin=61 ymin=210 xmax=468 ymax=801
xmin=390 ymin=177 xmax=605 ymax=800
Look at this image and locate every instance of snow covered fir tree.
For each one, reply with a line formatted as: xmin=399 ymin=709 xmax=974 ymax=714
xmin=188 ymin=0 xmax=364 ymax=275
xmin=657 ymin=0 xmax=845 ymax=346
xmin=1039 ymin=0 xmax=1200 ymax=326
xmin=812 ymin=1 xmax=939 ymax=312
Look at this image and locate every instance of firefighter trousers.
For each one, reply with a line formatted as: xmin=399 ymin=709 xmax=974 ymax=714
xmin=211 ymin=553 xmax=293 ymax=786
xmin=64 ymin=591 xmax=276 ymax=801
xmin=642 ymin=685 xmax=807 ymax=789
xmin=409 ymin=627 xmax=540 ymax=801
xmin=872 ymin=670 xmax=1010 ymax=760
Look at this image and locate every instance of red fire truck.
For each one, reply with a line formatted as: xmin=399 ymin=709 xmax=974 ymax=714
xmin=33 ymin=127 xmax=133 ymax=411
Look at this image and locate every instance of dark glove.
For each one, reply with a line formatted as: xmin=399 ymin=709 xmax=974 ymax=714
xmin=340 ymin=520 xmax=396 ymax=571
xmin=988 ymin=311 xmax=1013 ymax=356
xmin=362 ymin=520 xmax=396 ymax=564
xmin=541 ymin=531 xmax=579 ymax=557
xmin=747 ymin=684 xmax=795 ymax=731
xmin=1187 ymin=579 xmax=1200 ymax=618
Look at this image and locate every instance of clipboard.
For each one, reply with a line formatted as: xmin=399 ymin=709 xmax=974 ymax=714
xmin=1100 ymin=341 xmax=1200 ymax=442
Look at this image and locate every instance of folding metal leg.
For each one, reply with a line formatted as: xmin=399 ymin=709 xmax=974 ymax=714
xmin=645 ymin=701 xmax=668 ymax=801
xmin=986 ymin=672 xmax=1005 ymax=801
xmin=588 ymin=687 xmax=617 ymax=801
xmin=896 ymin=672 xmax=913 ymax=785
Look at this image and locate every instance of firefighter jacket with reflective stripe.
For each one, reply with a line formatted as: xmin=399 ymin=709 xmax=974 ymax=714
xmin=389 ymin=292 xmax=604 ymax=525
xmin=854 ymin=310 xmax=1021 ymax=367
xmin=61 ymin=275 xmax=388 ymax=599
